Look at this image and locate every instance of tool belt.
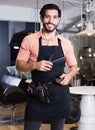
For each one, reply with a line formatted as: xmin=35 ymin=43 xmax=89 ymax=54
xmin=18 ymin=79 xmax=51 ymax=104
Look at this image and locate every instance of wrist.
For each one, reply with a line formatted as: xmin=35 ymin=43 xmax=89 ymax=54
xmin=31 ymin=61 xmax=37 ymax=70
xmin=68 ymin=73 xmax=72 ymax=80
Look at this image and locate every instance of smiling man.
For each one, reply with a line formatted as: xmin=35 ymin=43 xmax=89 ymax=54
xmin=16 ymin=3 xmax=78 ymax=130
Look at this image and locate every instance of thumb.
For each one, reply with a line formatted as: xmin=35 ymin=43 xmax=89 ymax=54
xmin=60 ymin=73 xmax=66 ymax=79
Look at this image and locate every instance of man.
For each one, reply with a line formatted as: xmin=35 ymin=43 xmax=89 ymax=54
xmin=16 ymin=3 xmax=78 ymax=130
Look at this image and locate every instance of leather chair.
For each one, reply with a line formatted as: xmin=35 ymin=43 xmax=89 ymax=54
xmin=0 ymin=75 xmax=27 ymax=124
xmin=65 ymin=94 xmax=81 ymax=130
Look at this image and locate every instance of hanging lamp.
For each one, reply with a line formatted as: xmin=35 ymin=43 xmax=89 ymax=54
xmin=76 ymin=21 xmax=95 ymax=36
xmin=76 ymin=0 xmax=95 ymax=36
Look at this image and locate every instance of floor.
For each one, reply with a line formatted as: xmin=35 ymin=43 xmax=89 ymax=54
xmin=0 ymin=123 xmax=78 ymax=130
xmin=0 ymin=102 xmax=78 ymax=130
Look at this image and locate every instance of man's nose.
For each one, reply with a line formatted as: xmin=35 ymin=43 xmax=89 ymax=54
xmin=49 ymin=17 xmax=54 ymax=22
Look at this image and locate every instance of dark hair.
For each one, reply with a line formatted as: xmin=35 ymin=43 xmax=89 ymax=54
xmin=40 ymin=4 xmax=61 ymax=18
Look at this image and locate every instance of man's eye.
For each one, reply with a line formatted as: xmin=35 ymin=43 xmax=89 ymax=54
xmin=44 ymin=15 xmax=58 ymax=19
xmin=54 ymin=16 xmax=58 ymax=19
xmin=44 ymin=15 xmax=49 ymax=18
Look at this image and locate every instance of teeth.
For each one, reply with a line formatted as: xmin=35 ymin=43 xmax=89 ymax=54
xmin=47 ymin=24 xmax=53 ymax=27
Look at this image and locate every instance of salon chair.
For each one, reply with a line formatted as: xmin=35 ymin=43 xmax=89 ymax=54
xmin=65 ymin=95 xmax=81 ymax=130
xmin=0 ymin=75 xmax=27 ymax=124
xmin=65 ymin=73 xmax=88 ymax=130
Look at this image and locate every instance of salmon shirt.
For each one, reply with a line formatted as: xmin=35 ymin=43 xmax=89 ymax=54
xmin=16 ymin=31 xmax=77 ymax=67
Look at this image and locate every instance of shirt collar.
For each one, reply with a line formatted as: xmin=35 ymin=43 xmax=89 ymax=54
xmin=40 ymin=29 xmax=59 ymax=40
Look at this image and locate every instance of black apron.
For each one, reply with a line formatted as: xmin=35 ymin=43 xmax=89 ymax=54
xmin=25 ymin=37 xmax=70 ymax=121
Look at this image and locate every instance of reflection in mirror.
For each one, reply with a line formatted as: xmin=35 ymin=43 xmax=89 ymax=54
xmin=74 ymin=36 xmax=95 ymax=80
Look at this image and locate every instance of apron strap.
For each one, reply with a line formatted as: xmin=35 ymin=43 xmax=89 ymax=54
xmin=39 ymin=36 xmax=61 ymax=47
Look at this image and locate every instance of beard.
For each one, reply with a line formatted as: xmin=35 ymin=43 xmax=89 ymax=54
xmin=43 ymin=22 xmax=58 ymax=33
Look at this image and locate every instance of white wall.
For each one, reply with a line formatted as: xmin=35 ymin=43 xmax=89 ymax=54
xmin=0 ymin=5 xmax=40 ymax=22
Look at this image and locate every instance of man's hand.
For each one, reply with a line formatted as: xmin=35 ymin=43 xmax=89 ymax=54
xmin=36 ymin=60 xmax=53 ymax=72
xmin=59 ymin=73 xmax=72 ymax=86
xmin=59 ymin=65 xmax=78 ymax=86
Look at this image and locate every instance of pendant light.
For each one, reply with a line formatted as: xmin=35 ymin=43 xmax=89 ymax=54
xmin=76 ymin=0 xmax=95 ymax=36
xmin=76 ymin=21 xmax=95 ymax=36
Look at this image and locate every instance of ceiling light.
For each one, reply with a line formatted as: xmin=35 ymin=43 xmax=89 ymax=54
xmin=76 ymin=21 xmax=95 ymax=36
xmin=13 ymin=46 xmax=19 ymax=49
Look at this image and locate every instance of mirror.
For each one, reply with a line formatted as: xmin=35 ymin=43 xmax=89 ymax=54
xmin=75 ymin=36 xmax=95 ymax=80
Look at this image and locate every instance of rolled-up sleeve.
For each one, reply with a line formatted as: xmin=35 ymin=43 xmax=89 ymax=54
xmin=61 ymin=37 xmax=77 ymax=66
xmin=16 ymin=37 xmax=30 ymax=62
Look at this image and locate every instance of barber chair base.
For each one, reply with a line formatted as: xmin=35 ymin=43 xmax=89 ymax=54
xmin=0 ymin=116 xmax=24 ymax=125
xmin=0 ymin=104 xmax=24 ymax=125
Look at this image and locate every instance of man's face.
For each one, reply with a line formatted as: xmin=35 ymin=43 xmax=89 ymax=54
xmin=40 ymin=9 xmax=60 ymax=32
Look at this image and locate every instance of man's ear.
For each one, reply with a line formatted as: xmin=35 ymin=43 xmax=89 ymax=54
xmin=40 ymin=16 xmax=43 ymax=22
xmin=59 ymin=17 xmax=61 ymax=22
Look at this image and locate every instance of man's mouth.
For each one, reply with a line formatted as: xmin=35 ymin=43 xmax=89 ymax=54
xmin=46 ymin=23 xmax=55 ymax=28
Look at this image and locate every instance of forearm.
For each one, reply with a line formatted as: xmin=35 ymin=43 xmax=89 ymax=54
xmin=68 ymin=64 xmax=78 ymax=79
xmin=16 ymin=60 xmax=53 ymax=72
xmin=16 ymin=60 xmax=37 ymax=72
